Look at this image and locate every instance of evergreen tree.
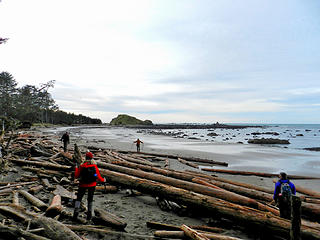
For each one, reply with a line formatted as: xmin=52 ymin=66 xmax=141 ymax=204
xmin=0 ymin=72 xmax=18 ymax=117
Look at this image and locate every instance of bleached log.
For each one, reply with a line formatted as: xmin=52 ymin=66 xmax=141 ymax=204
xmin=29 ymin=185 xmax=44 ymax=194
xmin=33 ymin=216 xmax=82 ymax=240
xmin=98 ymin=162 xmax=278 ymax=215
xmin=66 ymin=224 xmax=156 ymax=239
xmin=18 ymin=190 xmax=48 ymax=210
xmin=193 ymin=177 xmax=273 ymax=202
xmin=72 ymin=144 xmax=82 ymax=165
xmin=95 ymin=185 xmax=118 ymax=193
xmin=99 ymin=168 xmax=320 ymax=240
xmin=12 ymin=191 xmax=19 ymax=205
xmin=22 ymin=166 xmax=65 ymax=177
xmin=41 ymin=178 xmax=52 ymax=188
xmin=108 ymin=151 xmax=155 ymax=166
xmin=53 ymin=185 xmax=76 ymax=200
xmin=45 ymin=195 xmax=62 ymax=217
xmin=118 ymin=150 xmax=228 ymax=166
xmin=0 ymin=204 xmax=34 ymax=221
xmin=108 ymin=160 xmax=193 ymax=182
xmin=10 ymin=159 xmax=71 ymax=171
xmin=0 ymin=181 xmax=36 ymax=191
xmin=201 ymin=168 xmax=320 ymax=180
xmin=0 ymin=223 xmax=50 ymax=240
xmin=94 ymin=208 xmax=127 ymax=230
xmin=177 ymin=158 xmax=199 ymax=169
xmin=146 ymin=221 xmax=224 ymax=233
xmin=154 ymin=230 xmax=244 ymax=240
xmin=181 ymin=224 xmax=210 ymax=240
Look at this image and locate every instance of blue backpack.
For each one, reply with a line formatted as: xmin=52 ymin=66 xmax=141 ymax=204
xmin=280 ymin=181 xmax=292 ymax=202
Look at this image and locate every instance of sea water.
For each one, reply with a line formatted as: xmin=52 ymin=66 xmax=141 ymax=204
xmin=50 ymin=124 xmax=320 ymax=176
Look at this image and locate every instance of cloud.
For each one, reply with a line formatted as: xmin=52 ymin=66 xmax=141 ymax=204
xmin=1 ymin=0 xmax=320 ymax=123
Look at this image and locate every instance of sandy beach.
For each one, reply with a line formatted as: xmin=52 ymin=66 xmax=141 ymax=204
xmin=3 ymin=125 xmax=320 ymax=239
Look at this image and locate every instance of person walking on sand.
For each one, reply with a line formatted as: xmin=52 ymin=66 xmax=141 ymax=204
xmin=60 ymin=132 xmax=70 ymax=152
xmin=73 ymin=151 xmax=106 ymax=221
xmin=134 ymin=138 xmax=143 ymax=152
xmin=273 ymin=172 xmax=296 ymax=219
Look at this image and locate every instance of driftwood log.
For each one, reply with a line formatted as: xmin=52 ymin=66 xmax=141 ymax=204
xmin=99 ymin=168 xmax=320 ymax=240
xmin=118 ymin=150 xmax=228 ymax=166
xmin=93 ymin=208 xmax=127 ymax=230
xmin=0 ymin=223 xmax=50 ymax=240
xmin=45 ymin=195 xmax=63 ymax=217
xmin=10 ymin=159 xmax=71 ymax=171
xmin=66 ymin=224 xmax=156 ymax=239
xmin=201 ymin=168 xmax=320 ymax=180
xmin=181 ymin=224 xmax=210 ymax=240
xmin=33 ymin=216 xmax=81 ymax=240
xmin=177 ymin=157 xmax=199 ymax=169
xmin=18 ymin=190 xmax=48 ymax=210
xmin=98 ymin=161 xmax=278 ymax=215
xmin=146 ymin=221 xmax=224 ymax=233
xmin=154 ymin=230 xmax=243 ymax=240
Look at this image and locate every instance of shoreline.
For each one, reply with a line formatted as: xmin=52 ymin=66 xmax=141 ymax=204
xmin=7 ymin=125 xmax=320 ymax=239
xmin=38 ymin=125 xmax=320 ymax=191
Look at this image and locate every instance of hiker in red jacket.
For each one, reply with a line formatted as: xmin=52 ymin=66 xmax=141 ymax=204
xmin=73 ymin=151 xmax=105 ymax=221
xmin=134 ymin=138 xmax=143 ymax=152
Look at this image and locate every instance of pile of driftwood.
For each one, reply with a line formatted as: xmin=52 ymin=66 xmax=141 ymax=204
xmin=0 ymin=131 xmax=320 ymax=239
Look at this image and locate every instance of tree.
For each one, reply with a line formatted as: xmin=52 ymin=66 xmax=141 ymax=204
xmin=0 ymin=72 xmax=18 ymax=117
xmin=15 ymin=85 xmax=40 ymax=122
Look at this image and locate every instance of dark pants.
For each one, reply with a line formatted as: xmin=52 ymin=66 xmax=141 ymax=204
xmin=63 ymin=141 xmax=68 ymax=152
xmin=76 ymin=186 xmax=95 ymax=203
xmin=136 ymin=144 xmax=140 ymax=152
xmin=278 ymin=198 xmax=292 ymax=220
xmin=74 ymin=186 xmax=96 ymax=220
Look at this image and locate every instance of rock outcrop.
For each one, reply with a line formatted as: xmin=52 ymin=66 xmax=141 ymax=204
xmin=110 ymin=114 xmax=153 ymax=126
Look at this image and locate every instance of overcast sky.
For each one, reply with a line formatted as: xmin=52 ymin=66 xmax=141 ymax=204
xmin=1 ymin=0 xmax=320 ymax=124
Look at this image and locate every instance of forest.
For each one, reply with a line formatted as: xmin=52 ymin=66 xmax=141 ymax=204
xmin=0 ymin=71 xmax=102 ymax=129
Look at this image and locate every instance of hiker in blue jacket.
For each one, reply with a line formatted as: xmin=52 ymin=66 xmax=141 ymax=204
xmin=273 ymin=172 xmax=296 ymax=219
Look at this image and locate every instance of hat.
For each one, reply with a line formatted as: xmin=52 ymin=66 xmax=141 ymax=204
xmin=280 ymin=172 xmax=287 ymax=179
xmin=85 ymin=152 xmax=93 ymax=159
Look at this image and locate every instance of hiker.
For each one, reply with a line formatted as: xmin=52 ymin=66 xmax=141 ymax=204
xmin=73 ymin=151 xmax=106 ymax=221
xmin=273 ymin=172 xmax=296 ymax=219
xmin=60 ymin=132 xmax=70 ymax=152
xmin=134 ymin=138 xmax=143 ymax=152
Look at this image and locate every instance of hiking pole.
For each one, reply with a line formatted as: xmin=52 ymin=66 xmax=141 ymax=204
xmin=103 ymin=181 xmax=107 ymax=194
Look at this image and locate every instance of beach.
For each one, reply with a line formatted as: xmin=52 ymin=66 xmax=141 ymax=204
xmin=0 ymin=126 xmax=320 ymax=240
xmin=4 ymin=125 xmax=319 ymax=239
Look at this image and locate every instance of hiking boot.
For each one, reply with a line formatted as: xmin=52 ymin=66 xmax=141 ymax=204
xmin=72 ymin=211 xmax=79 ymax=221
xmin=86 ymin=211 xmax=92 ymax=220
xmin=73 ymin=201 xmax=81 ymax=221
xmin=87 ymin=201 xmax=93 ymax=220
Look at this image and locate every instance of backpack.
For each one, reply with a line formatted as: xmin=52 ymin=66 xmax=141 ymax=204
xmin=280 ymin=181 xmax=292 ymax=202
xmin=80 ymin=166 xmax=97 ymax=184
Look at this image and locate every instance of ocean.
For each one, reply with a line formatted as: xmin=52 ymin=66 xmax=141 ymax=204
xmin=50 ymin=124 xmax=320 ymax=177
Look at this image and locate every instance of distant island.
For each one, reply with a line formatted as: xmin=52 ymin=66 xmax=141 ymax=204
xmin=110 ymin=114 xmax=153 ymax=126
xmin=109 ymin=114 xmax=261 ymax=129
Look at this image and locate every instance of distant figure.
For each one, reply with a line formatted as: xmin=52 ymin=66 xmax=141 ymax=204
xmin=273 ymin=172 xmax=296 ymax=219
xmin=60 ymin=132 xmax=70 ymax=152
xmin=134 ymin=138 xmax=143 ymax=152
xmin=73 ymin=151 xmax=106 ymax=221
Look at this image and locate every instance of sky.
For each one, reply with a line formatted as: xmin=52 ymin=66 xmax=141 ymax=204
xmin=0 ymin=0 xmax=320 ymax=124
